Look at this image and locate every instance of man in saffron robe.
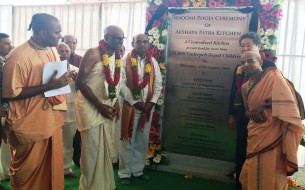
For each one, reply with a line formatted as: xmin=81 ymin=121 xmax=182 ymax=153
xmin=2 ymin=13 xmax=72 ymax=190
xmin=75 ymin=25 xmax=124 ymax=190
xmin=228 ymin=32 xmax=276 ymax=190
xmin=118 ymin=34 xmax=162 ymax=184
xmin=239 ymin=51 xmax=304 ymax=190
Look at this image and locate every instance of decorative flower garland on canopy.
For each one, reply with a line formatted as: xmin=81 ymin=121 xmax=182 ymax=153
xmin=145 ymin=0 xmax=283 ymax=166
xmin=99 ymin=40 xmax=122 ymax=101
xmin=129 ymin=49 xmax=152 ymax=100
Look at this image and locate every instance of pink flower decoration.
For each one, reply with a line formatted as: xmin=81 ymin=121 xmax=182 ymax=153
xmin=275 ymin=9 xmax=283 ymax=19
xmin=146 ymin=11 xmax=152 ymax=23
xmin=209 ymin=0 xmax=217 ymax=8
xmin=151 ymin=5 xmax=157 ymax=12
xmin=217 ymin=0 xmax=226 ymax=7
xmin=153 ymin=20 xmax=161 ymax=27
xmin=169 ymin=0 xmax=176 ymax=4
xmin=263 ymin=2 xmax=274 ymax=11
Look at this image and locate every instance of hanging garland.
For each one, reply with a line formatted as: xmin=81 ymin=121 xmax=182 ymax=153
xmin=99 ymin=40 xmax=122 ymax=101
xmin=129 ymin=49 xmax=152 ymax=100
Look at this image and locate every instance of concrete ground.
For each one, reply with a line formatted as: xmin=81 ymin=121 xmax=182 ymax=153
xmin=290 ymin=166 xmax=305 ymax=188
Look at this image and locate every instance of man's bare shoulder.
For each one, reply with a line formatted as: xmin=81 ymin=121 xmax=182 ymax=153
xmin=82 ymin=47 xmax=101 ymax=65
xmin=85 ymin=47 xmax=100 ymax=57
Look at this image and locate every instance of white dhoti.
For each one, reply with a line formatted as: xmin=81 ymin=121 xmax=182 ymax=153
xmin=0 ymin=139 xmax=11 ymax=180
xmin=118 ymin=110 xmax=153 ymax=178
xmin=79 ymin=122 xmax=116 ymax=190
xmin=62 ymin=121 xmax=77 ymax=174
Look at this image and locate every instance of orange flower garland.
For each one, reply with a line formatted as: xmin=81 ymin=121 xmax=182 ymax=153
xmin=99 ymin=40 xmax=122 ymax=101
xmin=130 ymin=49 xmax=152 ymax=100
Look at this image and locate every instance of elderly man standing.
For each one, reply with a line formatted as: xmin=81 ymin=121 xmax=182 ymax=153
xmin=239 ymin=51 xmax=304 ymax=189
xmin=56 ymin=42 xmax=78 ymax=178
xmin=2 ymin=13 xmax=72 ymax=190
xmin=228 ymin=32 xmax=276 ymax=190
xmin=62 ymin=35 xmax=82 ymax=68
xmin=75 ymin=25 xmax=124 ymax=190
xmin=62 ymin=34 xmax=82 ymax=167
xmin=118 ymin=34 xmax=162 ymax=184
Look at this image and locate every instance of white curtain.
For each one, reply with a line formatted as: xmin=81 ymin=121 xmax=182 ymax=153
xmin=0 ymin=6 xmax=12 ymax=36
xmin=11 ymin=1 xmax=146 ymax=55
xmin=277 ymin=0 xmax=305 ymax=99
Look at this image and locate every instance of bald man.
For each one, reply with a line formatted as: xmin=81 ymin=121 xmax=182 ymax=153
xmin=75 ymin=25 xmax=125 ymax=190
xmin=118 ymin=34 xmax=162 ymax=184
xmin=3 ymin=13 xmax=72 ymax=190
xmin=239 ymin=51 xmax=304 ymax=189
xmin=62 ymin=35 xmax=82 ymax=68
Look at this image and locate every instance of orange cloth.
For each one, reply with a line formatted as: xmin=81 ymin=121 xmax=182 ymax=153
xmin=2 ymin=42 xmax=64 ymax=144
xmin=2 ymin=41 xmax=65 ymax=190
xmin=240 ymin=68 xmax=304 ymax=190
xmin=9 ymin=127 xmax=64 ymax=190
xmin=120 ymin=53 xmax=155 ymax=139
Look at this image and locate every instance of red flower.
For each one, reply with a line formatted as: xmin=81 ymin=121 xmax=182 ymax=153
xmin=153 ymin=20 xmax=161 ymax=27
xmin=265 ymin=51 xmax=271 ymax=59
xmin=287 ymin=178 xmax=293 ymax=186
xmin=260 ymin=52 xmax=265 ymax=59
xmin=152 ymin=111 xmax=160 ymax=123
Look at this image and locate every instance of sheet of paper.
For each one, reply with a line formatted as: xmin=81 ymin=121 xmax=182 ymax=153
xmin=43 ymin=60 xmax=71 ymax=97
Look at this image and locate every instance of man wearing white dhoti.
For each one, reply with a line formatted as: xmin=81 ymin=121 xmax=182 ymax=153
xmin=118 ymin=34 xmax=162 ymax=184
xmin=75 ymin=25 xmax=124 ymax=190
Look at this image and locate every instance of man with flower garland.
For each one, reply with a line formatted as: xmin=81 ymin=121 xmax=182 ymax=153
xmin=75 ymin=25 xmax=124 ymax=190
xmin=118 ymin=33 xmax=162 ymax=184
xmin=228 ymin=32 xmax=276 ymax=190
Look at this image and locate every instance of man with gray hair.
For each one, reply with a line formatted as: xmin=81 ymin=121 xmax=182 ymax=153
xmin=62 ymin=35 xmax=82 ymax=68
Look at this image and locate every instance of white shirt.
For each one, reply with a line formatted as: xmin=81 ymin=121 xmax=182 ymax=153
xmin=120 ymin=55 xmax=162 ymax=106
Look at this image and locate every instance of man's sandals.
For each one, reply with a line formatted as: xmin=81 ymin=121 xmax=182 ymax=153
xmin=65 ymin=172 xmax=78 ymax=178
xmin=120 ymin=177 xmax=131 ymax=185
xmin=120 ymin=174 xmax=150 ymax=185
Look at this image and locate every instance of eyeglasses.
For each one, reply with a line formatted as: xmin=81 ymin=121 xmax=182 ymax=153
xmin=110 ymin=35 xmax=126 ymax=42
xmin=134 ymin=40 xmax=149 ymax=45
xmin=240 ymin=59 xmax=257 ymax=65
xmin=239 ymin=43 xmax=255 ymax=49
